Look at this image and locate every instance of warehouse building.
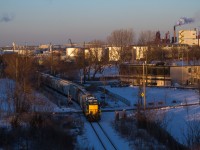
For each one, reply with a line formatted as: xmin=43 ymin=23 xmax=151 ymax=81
xmin=119 ymin=63 xmax=200 ymax=87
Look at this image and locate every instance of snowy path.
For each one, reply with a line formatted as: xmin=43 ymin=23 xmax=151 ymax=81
xmin=77 ymin=112 xmax=133 ymax=150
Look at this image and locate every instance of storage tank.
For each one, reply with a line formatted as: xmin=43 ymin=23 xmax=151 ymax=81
xmin=66 ymin=47 xmax=80 ymax=58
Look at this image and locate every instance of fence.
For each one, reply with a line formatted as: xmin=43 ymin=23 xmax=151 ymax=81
xmin=98 ymin=87 xmax=131 ymax=106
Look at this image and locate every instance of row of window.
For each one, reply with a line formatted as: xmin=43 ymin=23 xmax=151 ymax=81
xmin=120 ymin=65 xmax=170 ymax=76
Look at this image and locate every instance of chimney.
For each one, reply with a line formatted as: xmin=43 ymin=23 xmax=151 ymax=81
xmin=173 ymin=25 xmax=176 ymax=43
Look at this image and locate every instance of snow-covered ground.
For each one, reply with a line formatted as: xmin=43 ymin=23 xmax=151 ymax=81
xmin=103 ymin=85 xmax=200 ymax=145
xmin=163 ymin=105 xmax=200 ymax=145
xmin=76 ymin=112 xmax=132 ymax=150
xmin=104 ymin=86 xmax=199 ymax=106
xmin=0 ymin=78 xmax=80 ymax=115
xmin=1 ymin=73 xmax=200 ymax=148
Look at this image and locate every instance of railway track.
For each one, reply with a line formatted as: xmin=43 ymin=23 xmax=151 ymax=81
xmin=90 ymin=122 xmax=117 ymax=150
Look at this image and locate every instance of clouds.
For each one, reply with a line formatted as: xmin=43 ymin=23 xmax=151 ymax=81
xmin=0 ymin=13 xmax=15 ymax=23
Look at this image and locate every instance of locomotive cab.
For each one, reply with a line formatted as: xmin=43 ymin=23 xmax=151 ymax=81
xmin=85 ymin=96 xmax=101 ymax=121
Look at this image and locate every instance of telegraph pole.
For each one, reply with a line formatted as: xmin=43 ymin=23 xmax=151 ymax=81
xmin=143 ymin=62 xmax=146 ymax=110
xmin=83 ymin=42 xmax=86 ymax=84
xmin=50 ymin=43 xmax=53 ymax=75
xmin=198 ymin=27 xmax=200 ymax=47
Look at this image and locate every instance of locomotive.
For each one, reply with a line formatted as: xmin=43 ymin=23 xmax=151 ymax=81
xmin=40 ymin=73 xmax=101 ymax=121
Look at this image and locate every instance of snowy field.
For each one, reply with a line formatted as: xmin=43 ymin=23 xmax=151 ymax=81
xmin=0 ymin=78 xmax=80 ymax=115
xmin=104 ymin=85 xmax=200 ymax=145
xmin=76 ymin=112 xmax=133 ymax=150
xmin=105 ymin=86 xmax=199 ymax=106
xmin=0 ymin=78 xmax=132 ymax=149
xmin=1 ymin=76 xmax=200 ymax=148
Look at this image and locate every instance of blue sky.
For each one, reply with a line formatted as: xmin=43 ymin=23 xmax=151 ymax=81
xmin=0 ymin=0 xmax=200 ymax=46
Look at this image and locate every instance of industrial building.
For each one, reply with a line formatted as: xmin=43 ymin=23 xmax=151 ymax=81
xmin=119 ymin=63 xmax=200 ymax=87
xmin=178 ymin=29 xmax=200 ymax=46
xmin=119 ymin=63 xmax=171 ymax=86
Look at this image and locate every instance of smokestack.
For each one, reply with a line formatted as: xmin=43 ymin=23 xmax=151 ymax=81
xmin=172 ymin=25 xmax=177 ymax=43
xmin=12 ymin=42 xmax=16 ymax=51
xmin=165 ymin=31 xmax=170 ymax=44
xmin=49 ymin=43 xmax=53 ymax=53
xmin=173 ymin=17 xmax=195 ymax=44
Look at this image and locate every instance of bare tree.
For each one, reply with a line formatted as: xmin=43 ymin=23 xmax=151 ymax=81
xmin=87 ymin=40 xmax=107 ymax=80
xmin=107 ymin=29 xmax=135 ymax=63
xmin=170 ymin=47 xmax=179 ymax=61
xmin=137 ymin=30 xmax=167 ymax=63
xmin=183 ymin=120 xmax=200 ymax=148
xmin=137 ymin=30 xmax=155 ymax=45
xmin=39 ymin=52 xmax=79 ymax=80
xmin=75 ymin=40 xmax=106 ymax=80
xmin=5 ymin=79 xmax=15 ymax=115
xmin=150 ymin=46 xmax=168 ymax=63
xmin=2 ymin=53 xmax=36 ymax=113
xmin=188 ymin=46 xmax=200 ymax=65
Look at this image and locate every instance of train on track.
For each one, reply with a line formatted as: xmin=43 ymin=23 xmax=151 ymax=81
xmin=40 ymin=73 xmax=101 ymax=121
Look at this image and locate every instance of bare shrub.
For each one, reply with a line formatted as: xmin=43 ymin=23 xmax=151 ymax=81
xmin=2 ymin=113 xmax=76 ymax=150
xmin=135 ymin=110 xmax=187 ymax=150
xmin=182 ymin=120 xmax=200 ymax=148
xmin=112 ymin=116 xmax=168 ymax=149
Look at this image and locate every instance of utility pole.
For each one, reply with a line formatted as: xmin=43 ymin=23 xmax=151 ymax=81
xmin=198 ymin=80 xmax=200 ymax=105
xmin=83 ymin=42 xmax=86 ymax=84
xmin=181 ymin=50 xmax=184 ymax=85
xmin=50 ymin=43 xmax=53 ymax=75
xmin=198 ymin=27 xmax=200 ymax=47
xmin=143 ymin=62 xmax=146 ymax=110
xmin=15 ymin=55 xmax=18 ymax=82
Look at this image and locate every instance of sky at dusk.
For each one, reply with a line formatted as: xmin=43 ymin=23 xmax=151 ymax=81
xmin=0 ymin=0 xmax=200 ymax=46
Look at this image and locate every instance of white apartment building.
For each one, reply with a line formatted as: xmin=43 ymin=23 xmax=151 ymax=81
xmin=179 ymin=29 xmax=199 ymax=46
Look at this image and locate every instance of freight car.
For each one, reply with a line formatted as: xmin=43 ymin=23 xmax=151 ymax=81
xmin=40 ymin=73 xmax=101 ymax=121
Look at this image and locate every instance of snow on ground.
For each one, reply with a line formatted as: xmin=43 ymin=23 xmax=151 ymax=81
xmin=0 ymin=78 xmax=79 ymax=115
xmin=76 ymin=112 xmax=133 ymax=150
xmin=76 ymin=89 xmax=133 ymax=149
xmin=2 ymin=75 xmax=200 ymax=147
xmin=0 ymin=79 xmax=15 ymax=112
xmin=105 ymin=86 xmax=199 ymax=106
xmin=162 ymin=105 xmax=200 ymax=145
xmin=100 ymin=112 xmax=132 ymax=149
xmin=94 ymin=91 xmax=128 ymax=108
xmin=104 ymin=85 xmax=200 ymax=145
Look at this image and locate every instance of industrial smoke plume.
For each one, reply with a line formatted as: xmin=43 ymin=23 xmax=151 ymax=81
xmin=176 ymin=17 xmax=195 ymax=26
xmin=0 ymin=13 xmax=15 ymax=23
